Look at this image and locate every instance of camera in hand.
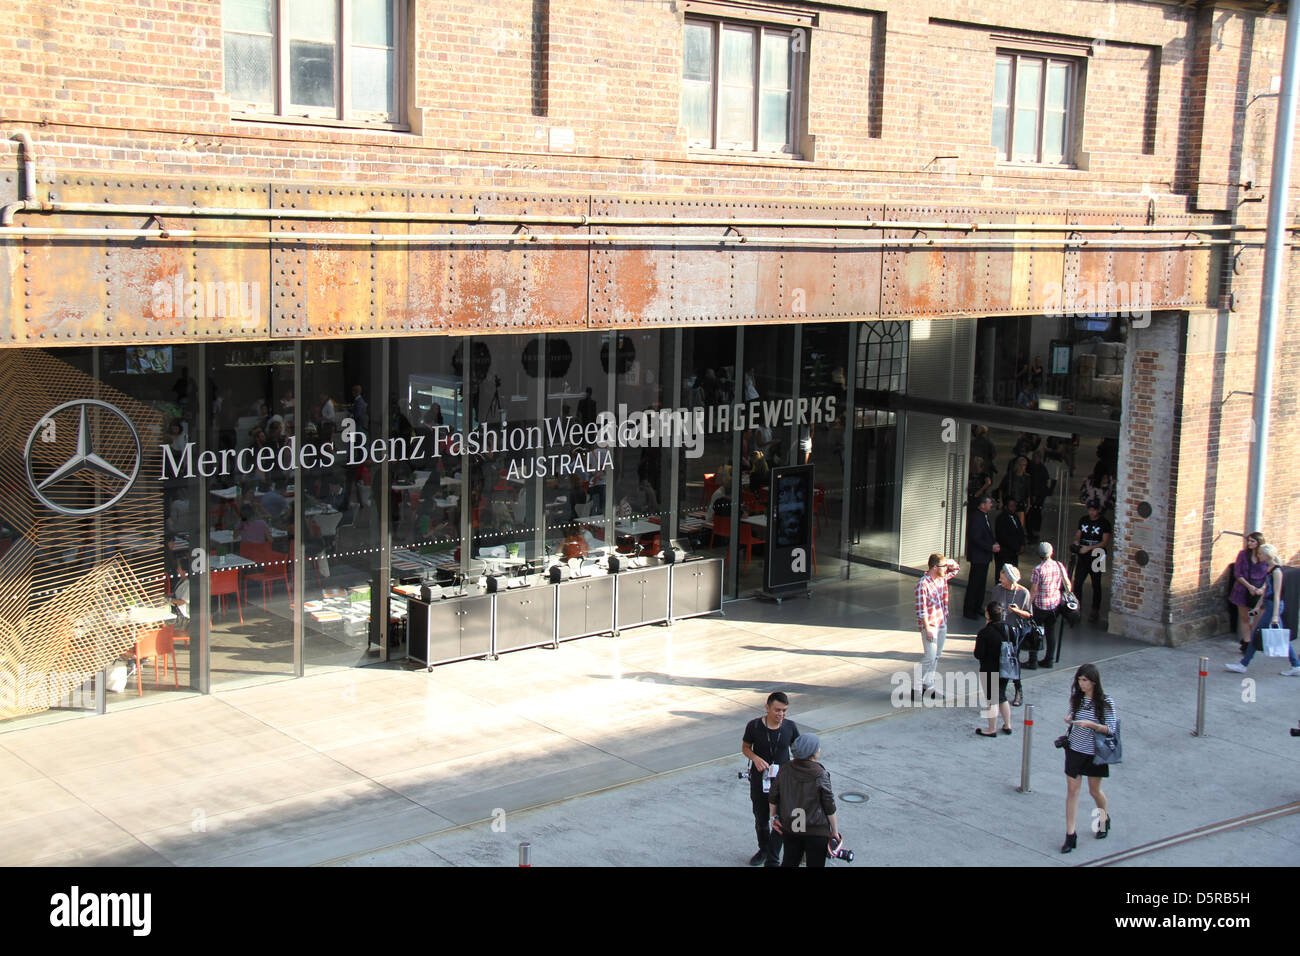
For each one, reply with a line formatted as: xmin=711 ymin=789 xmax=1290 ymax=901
xmin=827 ymin=834 xmax=855 ymax=863
xmin=1053 ymin=734 xmax=1070 ymax=749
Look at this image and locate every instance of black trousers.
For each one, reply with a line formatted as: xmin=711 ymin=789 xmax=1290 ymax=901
xmin=964 ymin=561 xmax=991 ymax=616
xmin=750 ymin=777 xmax=781 ymax=865
xmin=1033 ymin=605 xmax=1059 ymax=661
xmin=782 ymin=832 xmax=829 ymax=868
xmin=1072 ymin=561 xmax=1105 ymax=611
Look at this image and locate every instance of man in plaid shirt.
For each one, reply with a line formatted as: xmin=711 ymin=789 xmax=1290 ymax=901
xmin=1029 ymin=541 xmax=1066 ymax=668
xmin=915 ymin=552 xmax=961 ymax=697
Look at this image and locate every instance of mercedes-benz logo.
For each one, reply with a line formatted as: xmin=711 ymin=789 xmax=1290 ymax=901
xmin=24 ymin=399 xmax=142 ymax=517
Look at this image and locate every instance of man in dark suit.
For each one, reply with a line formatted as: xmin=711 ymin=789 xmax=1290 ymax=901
xmin=996 ymin=496 xmax=1027 ymax=571
xmin=1025 ymin=451 xmax=1053 ymax=542
xmin=963 ymin=495 xmax=1000 ymax=619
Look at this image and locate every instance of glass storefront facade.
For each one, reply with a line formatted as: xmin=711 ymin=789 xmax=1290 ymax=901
xmin=0 ymin=315 xmax=1128 ymax=726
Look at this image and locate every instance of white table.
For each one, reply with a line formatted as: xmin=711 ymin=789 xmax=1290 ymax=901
xmin=741 ymin=514 xmax=768 ymax=529
xmin=211 ymin=553 xmax=256 ymax=570
xmin=122 ymin=605 xmax=177 ymax=625
xmin=210 ymin=487 xmax=240 ymax=501
xmin=310 ymin=511 xmax=344 ymax=536
xmin=210 ymin=528 xmax=287 ymax=546
xmin=611 ymin=518 xmax=661 ymax=536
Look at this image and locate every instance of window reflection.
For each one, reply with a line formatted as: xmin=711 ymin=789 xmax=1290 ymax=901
xmin=678 ymin=327 xmax=737 ymax=573
xmin=206 ymin=343 xmax=295 ymax=686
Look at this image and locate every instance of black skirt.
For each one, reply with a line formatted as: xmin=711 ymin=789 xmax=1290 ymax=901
xmin=979 ymin=671 xmax=1008 ymax=704
xmin=1064 ymin=746 xmax=1109 ymax=779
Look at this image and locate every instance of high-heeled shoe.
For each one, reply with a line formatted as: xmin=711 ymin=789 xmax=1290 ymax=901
xmin=1096 ymin=813 xmax=1111 ymax=839
xmin=1060 ymin=832 xmax=1077 ymax=853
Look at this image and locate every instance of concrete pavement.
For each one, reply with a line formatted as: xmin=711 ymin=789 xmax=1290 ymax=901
xmin=338 ymin=636 xmax=1300 ymax=867
xmin=0 ymin=566 xmax=1294 ymax=866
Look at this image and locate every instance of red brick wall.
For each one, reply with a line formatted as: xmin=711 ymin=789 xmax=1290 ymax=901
xmin=1 ymin=0 xmax=1284 ymax=206
xmin=2 ymin=0 xmax=1298 ymax=644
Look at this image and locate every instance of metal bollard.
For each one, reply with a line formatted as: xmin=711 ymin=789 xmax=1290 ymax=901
xmin=519 ymin=842 xmax=532 ymax=867
xmin=1017 ymin=703 xmax=1034 ymax=793
xmin=1192 ymin=655 xmax=1209 ymax=737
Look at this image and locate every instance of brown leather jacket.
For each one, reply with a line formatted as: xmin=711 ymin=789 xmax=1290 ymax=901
xmin=767 ymin=758 xmax=836 ymax=836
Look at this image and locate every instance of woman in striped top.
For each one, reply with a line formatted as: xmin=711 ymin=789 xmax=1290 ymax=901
xmin=1060 ymin=663 xmax=1117 ymax=853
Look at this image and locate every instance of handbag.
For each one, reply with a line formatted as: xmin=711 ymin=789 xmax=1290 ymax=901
xmin=1017 ymin=621 xmax=1044 ymax=653
xmin=1092 ymin=717 xmax=1122 ymax=765
xmin=1262 ymin=627 xmax=1292 ymax=658
xmin=998 ymin=639 xmax=1021 ymax=680
xmin=1057 ymin=561 xmax=1081 ymax=626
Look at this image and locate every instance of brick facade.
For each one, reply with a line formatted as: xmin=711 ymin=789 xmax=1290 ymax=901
xmin=2 ymin=0 xmax=1298 ymax=643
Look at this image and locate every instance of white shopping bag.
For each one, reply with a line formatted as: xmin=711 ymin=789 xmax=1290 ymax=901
xmin=105 ymin=663 xmax=128 ymax=694
xmin=1261 ymin=627 xmax=1291 ymax=658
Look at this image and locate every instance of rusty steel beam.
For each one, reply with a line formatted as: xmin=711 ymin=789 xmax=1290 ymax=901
xmin=0 ymin=177 xmax=1224 ymax=345
xmin=3 ymin=199 xmax=1252 ymax=232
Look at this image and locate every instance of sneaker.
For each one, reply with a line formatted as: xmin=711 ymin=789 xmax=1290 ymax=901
xmin=1224 ymin=662 xmax=1248 ymax=673
xmin=1280 ymin=667 xmax=1300 ymax=677
xmin=748 ymin=849 xmax=765 ymax=866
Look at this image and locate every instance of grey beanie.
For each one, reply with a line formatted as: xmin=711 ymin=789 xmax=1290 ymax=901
xmin=1038 ymin=541 xmax=1053 ymax=558
xmin=791 ymin=733 xmax=820 ymax=760
xmin=1002 ymin=564 xmax=1021 ymax=584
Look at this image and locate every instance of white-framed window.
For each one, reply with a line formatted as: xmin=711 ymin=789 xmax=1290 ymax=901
xmin=992 ymin=52 xmax=1076 ymax=164
xmin=222 ymin=0 xmax=404 ymax=127
xmin=681 ymin=17 xmax=804 ymax=155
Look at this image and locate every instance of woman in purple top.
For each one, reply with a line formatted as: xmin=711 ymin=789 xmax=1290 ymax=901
xmin=235 ymin=504 xmax=272 ymax=544
xmin=1230 ymin=531 xmax=1269 ymax=651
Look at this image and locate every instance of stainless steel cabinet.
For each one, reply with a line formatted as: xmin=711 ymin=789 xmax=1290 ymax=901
xmin=671 ymin=557 xmax=724 ymax=620
xmin=614 ymin=562 xmax=672 ymax=635
xmin=556 ymin=574 xmax=616 ymax=641
xmin=494 ymin=585 xmax=558 ymax=654
xmin=418 ymin=594 xmax=492 ymax=668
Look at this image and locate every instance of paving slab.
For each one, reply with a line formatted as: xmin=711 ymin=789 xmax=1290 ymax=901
xmin=0 ymin=565 xmax=1292 ymax=867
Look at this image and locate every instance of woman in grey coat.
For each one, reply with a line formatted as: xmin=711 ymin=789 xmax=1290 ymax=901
xmin=768 ymin=733 xmax=840 ymax=868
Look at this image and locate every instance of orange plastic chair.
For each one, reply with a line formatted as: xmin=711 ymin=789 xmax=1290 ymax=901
xmin=709 ymin=514 xmax=731 ymax=549
xmin=241 ymin=540 xmax=291 ymax=609
xmin=739 ymin=522 xmax=762 ymax=570
xmin=813 ymin=484 xmax=829 ymax=529
xmin=133 ymin=625 xmax=178 ymax=696
xmin=210 ymin=567 xmax=243 ymax=623
xmin=702 ymin=476 xmax=721 ymax=505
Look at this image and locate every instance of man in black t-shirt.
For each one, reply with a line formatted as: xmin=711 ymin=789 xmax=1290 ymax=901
xmin=1072 ymin=500 xmax=1113 ymax=623
xmin=741 ymin=692 xmax=801 ymax=867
